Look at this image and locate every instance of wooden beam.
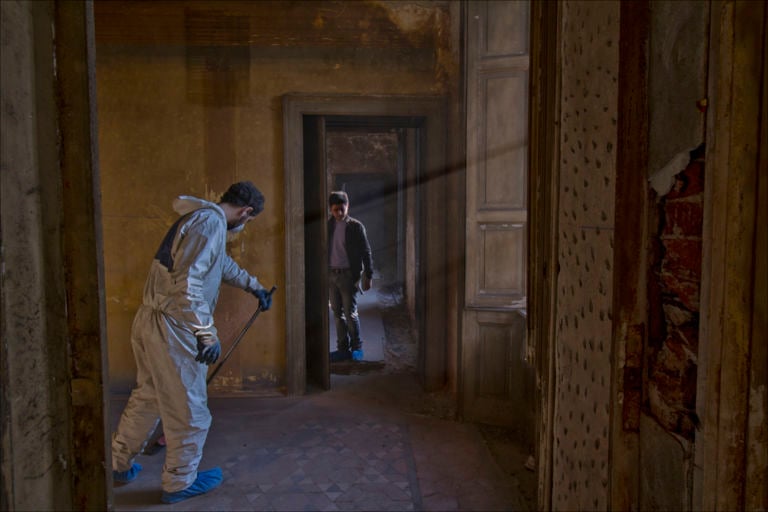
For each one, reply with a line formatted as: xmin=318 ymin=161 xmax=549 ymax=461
xmin=609 ymin=0 xmax=650 ymax=509
xmin=55 ymin=1 xmax=111 ymax=508
xmin=698 ymin=1 xmax=767 ymax=510
xmin=528 ymin=0 xmax=560 ymax=509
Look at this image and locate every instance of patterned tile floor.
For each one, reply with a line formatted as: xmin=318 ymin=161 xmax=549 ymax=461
xmin=111 ymin=373 xmax=531 ymax=511
xmin=223 ymin=415 xmax=420 ymax=511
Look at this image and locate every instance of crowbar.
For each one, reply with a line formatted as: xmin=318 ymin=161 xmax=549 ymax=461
xmin=206 ymin=285 xmax=277 ymax=384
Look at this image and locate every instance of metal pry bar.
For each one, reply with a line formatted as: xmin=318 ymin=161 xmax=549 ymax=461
xmin=206 ymin=285 xmax=277 ymax=385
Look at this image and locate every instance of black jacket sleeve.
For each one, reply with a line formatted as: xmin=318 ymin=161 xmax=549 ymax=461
xmin=348 ymin=218 xmax=373 ymax=278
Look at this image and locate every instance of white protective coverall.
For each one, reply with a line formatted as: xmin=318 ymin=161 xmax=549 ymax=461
xmin=112 ymin=196 xmax=264 ymax=492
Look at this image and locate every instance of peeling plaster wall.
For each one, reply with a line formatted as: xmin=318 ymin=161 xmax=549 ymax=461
xmin=552 ymin=2 xmax=620 ymax=509
xmin=94 ymin=0 xmax=458 ymax=393
xmin=641 ymin=3 xmax=709 ymax=510
xmin=648 ymin=1 xmax=708 ymax=173
xmin=644 ymin=146 xmax=704 ymax=511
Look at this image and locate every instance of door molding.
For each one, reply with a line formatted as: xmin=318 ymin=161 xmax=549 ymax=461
xmin=605 ymin=1 xmax=650 ymax=509
xmin=282 ymin=94 xmax=447 ymax=395
xmin=696 ymin=2 xmax=767 ymax=509
xmin=529 ymin=1 xmax=561 ymax=509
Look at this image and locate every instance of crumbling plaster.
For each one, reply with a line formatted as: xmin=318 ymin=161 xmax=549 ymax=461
xmin=642 ymin=2 xmax=709 ymax=509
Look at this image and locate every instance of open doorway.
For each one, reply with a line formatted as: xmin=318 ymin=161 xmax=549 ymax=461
xmin=303 ymin=115 xmax=424 ymax=390
xmin=283 ymin=95 xmax=447 ymax=395
xmin=305 ymin=118 xmax=421 ymax=387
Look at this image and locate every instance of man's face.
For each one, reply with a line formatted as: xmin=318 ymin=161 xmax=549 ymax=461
xmin=227 ymin=207 xmax=256 ymax=231
xmin=330 ymin=203 xmax=348 ymax=222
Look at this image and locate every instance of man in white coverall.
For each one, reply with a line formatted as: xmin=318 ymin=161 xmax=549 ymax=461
xmin=111 ymin=181 xmax=273 ymax=504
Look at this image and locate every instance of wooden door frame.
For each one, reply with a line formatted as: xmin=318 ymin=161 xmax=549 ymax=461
xmin=528 ymin=1 xmax=561 ymax=509
xmin=302 ymin=115 xmax=330 ymax=391
xmin=696 ymin=2 xmax=768 ymax=510
xmin=607 ymin=1 xmax=650 ymax=509
xmin=282 ymin=94 xmax=447 ymax=395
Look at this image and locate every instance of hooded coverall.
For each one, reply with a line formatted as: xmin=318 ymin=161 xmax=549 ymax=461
xmin=111 ymin=196 xmax=264 ymax=492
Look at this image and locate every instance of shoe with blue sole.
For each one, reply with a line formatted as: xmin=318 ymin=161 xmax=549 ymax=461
xmin=113 ymin=463 xmax=142 ymax=484
xmin=161 ymin=467 xmax=223 ymax=504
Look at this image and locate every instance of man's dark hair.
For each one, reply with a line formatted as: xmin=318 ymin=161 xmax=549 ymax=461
xmin=221 ymin=181 xmax=265 ymax=216
xmin=328 ymin=190 xmax=349 ymax=206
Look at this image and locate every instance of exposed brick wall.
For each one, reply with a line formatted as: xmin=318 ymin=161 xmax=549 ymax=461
xmin=648 ymin=144 xmax=705 ymax=439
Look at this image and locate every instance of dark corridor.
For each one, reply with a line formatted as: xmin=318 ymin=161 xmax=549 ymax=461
xmin=303 ymin=115 xmax=425 ymax=391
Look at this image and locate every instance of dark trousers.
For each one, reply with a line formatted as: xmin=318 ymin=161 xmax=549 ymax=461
xmin=329 ymin=268 xmax=362 ymax=351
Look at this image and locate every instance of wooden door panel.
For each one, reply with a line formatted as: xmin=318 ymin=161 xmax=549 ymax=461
xmin=462 ymin=0 xmax=532 ymax=427
xmin=482 ymin=0 xmax=529 ymax=56
xmin=479 ymin=72 xmax=529 ymax=210
xmin=462 ymin=310 xmax=532 ymax=429
xmin=478 ymin=223 xmax=526 ymax=301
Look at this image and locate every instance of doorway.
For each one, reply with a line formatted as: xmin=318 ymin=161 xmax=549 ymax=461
xmin=307 ymin=118 xmax=418 ymax=387
xmin=282 ymin=95 xmax=447 ymax=395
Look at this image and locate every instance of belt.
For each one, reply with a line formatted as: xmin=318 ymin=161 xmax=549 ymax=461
xmin=329 ymin=268 xmax=349 ymax=274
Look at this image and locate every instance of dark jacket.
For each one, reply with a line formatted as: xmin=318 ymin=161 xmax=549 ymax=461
xmin=327 ymin=216 xmax=374 ymax=279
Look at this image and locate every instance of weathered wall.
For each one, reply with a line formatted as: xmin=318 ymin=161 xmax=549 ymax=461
xmin=1 ymin=1 xmax=110 ymax=509
xmin=642 ymin=2 xmax=709 ymax=509
xmin=551 ymin=2 xmax=620 ymax=509
xmin=644 ymin=145 xmax=705 ymax=511
xmin=94 ymin=0 xmax=458 ymax=393
xmin=550 ymin=2 xmax=713 ymax=509
xmin=648 ymin=1 xmax=708 ymax=173
xmin=0 ymin=1 xmax=74 ymax=508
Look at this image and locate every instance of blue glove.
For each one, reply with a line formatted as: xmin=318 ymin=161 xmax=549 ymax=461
xmin=253 ymin=288 xmax=272 ymax=311
xmin=195 ymin=332 xmax=221 ymax=365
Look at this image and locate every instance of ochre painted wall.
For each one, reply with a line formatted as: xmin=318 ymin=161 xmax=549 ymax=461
xmin=94 ymin=1 xmax=457 ymax=393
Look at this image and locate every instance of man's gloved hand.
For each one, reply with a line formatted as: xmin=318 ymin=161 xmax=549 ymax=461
xmin=195 ymin=332 xmax=221 ymax=365
xmin=361 ymin=274 xmax=373 ymax=292
xmin=252 ymin=288 xmax=272 ymax=311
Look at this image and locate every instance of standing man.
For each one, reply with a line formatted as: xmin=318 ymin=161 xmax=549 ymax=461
xmin=327 ymin=190 xmax=374 ymax=362
xmin=111 ymin=181 xmax=273 ymax=504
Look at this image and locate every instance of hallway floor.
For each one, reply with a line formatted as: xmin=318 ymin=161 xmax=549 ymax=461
xmin=111 ymin=373 xmax=534 ymax=511
xmin=111 ymin=285 xmax=535 ymax=511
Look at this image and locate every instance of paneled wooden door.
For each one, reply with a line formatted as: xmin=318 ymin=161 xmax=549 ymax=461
xmin=461 ymin=0 xmax=533 ymax=432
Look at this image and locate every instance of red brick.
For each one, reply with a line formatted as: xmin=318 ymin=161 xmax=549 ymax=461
xmin=675 ymin=323 xmax=699 ymax=353
xmin=664 ymin=322 xmax=699 ymax=357
xmin=648 ymin=338 xmax=698 ymax=438
xmin=667 ymin=160 xmax=704 ymax=199
xmin=661 ymin=238 xmax=702 ymax=279
xmin=663 ymin=200 xmax=703 ymax=237
xmin=659 ymin=336 xmax=689 ymax=366
xmin=660 ymin=272 xmax=700 ymax=310
xmin=661 ymin=301 xmax=694 ymax=326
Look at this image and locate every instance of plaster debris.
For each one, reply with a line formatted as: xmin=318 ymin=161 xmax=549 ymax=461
xmin=649 ymin=148 xmax=695 ymax=196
